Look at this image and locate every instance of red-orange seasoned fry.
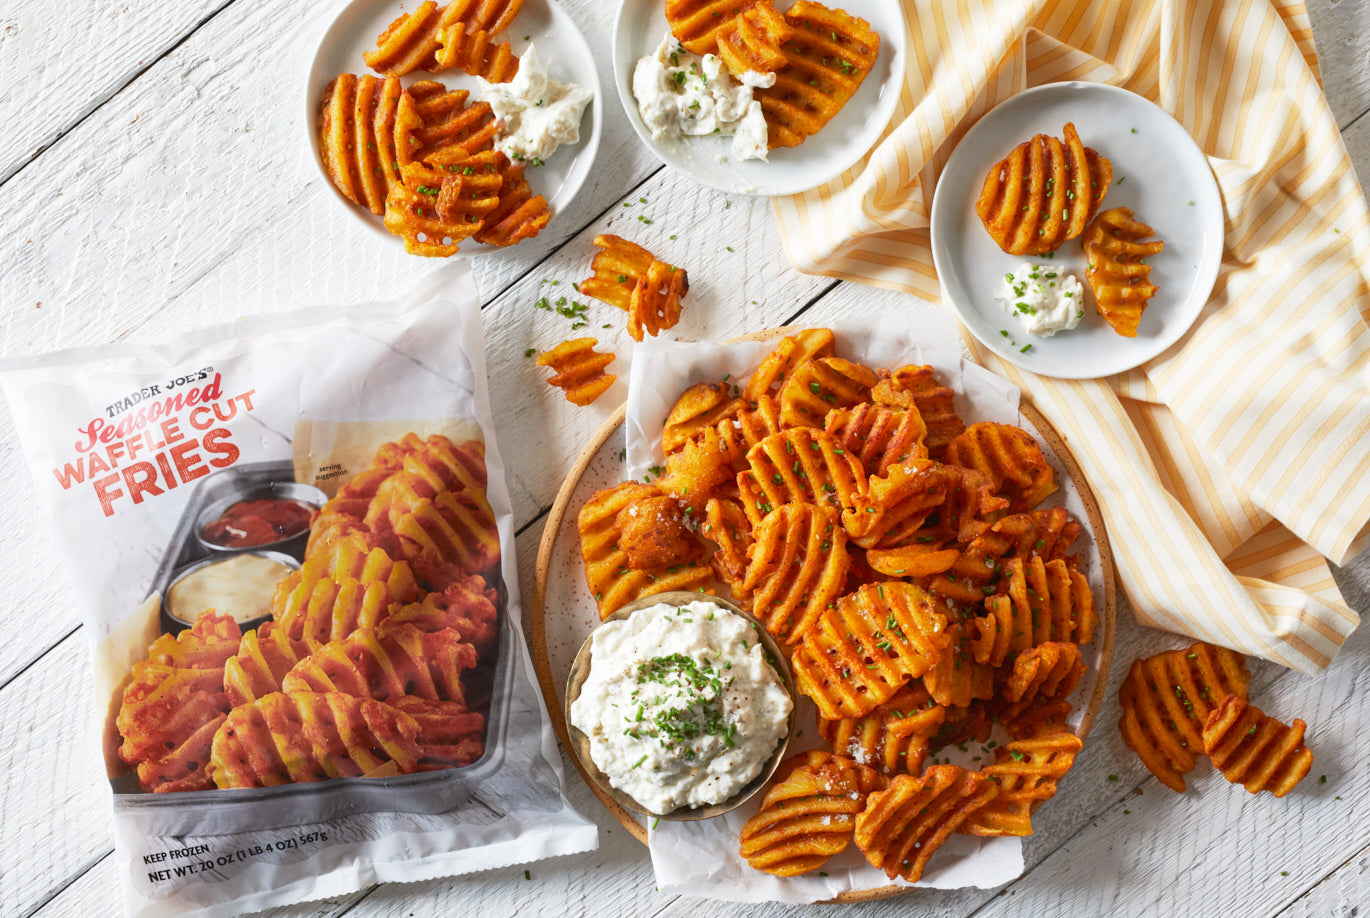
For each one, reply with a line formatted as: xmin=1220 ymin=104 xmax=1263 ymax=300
xmin=1202 ymin=695 xmax=1312 ymax=797
xmin=1084 ymin=207 xmax=1165 ymax=338
xmin=1117 ymin=642 xmax=1250 ymax=792
xmin=744 ymin=329 xmax=836 ymax=400
xmin=778 ymin=357 xmax=880 ymax=429
xmin=818 ymin=683 xmax=945 ymax=776
xmin=944 ymin=422 xmax=1057 ymax=512
xmin=743 ymin=502 xmax=850 ymax=645
xmin=824 ymin=401 xmax=928 ymax=476
xmin=537 ymin=338 xmax=616 ymax=406
xmin=737 ymin=427 xmax=868 ymax=528
xmin=960 ymin=730 xmax=1084 ymax=836
xmin=579 ymin=235 xmax=687 ymax=341
xmin=855 ymin=766 xmax=998 ymax=882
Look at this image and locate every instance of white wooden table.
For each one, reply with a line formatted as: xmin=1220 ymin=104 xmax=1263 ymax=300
xmin=2 ymin=1 xmax=1369 ymax=915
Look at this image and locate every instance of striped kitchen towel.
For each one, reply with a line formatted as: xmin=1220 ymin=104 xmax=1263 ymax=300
xmin=773 ymin=0 xmax=1369 ymax=673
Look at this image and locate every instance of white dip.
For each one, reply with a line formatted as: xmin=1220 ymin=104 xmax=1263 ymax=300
xmin=569 ymin=600 xmax=792 ymax=814
xmin=631 ymin=32 xmax=773 ymax=162
xmin=995 ymin=261 xmax=1085 ymax=337
xmin=479 ymin=44 xmax=593 ymax=165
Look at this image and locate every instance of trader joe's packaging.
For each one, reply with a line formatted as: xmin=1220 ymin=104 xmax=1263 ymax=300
xmin=0 ymin=263 xmax=597 ymax=917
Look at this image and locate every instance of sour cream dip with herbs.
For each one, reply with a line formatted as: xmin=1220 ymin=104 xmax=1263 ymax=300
xmin=995 ymin=261 xmax=1085 ymax=336
xmin=569 ymin=600 xmax=792 ymax=814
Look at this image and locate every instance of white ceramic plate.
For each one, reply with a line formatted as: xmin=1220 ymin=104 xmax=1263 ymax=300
xmin=612 ymin=0 xmax=906 ymax=196
xmin=305 ymin=0 xmax=602 ymax=255
xmin=930 ymin=83 xmax=1224 ymax=378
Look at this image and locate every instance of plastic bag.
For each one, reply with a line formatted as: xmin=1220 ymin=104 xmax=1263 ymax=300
xmin=0 ymin=263 xmax=597 ymax=917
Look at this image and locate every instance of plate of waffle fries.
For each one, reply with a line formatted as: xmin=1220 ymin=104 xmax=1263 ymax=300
xmin=612 ymin=0 xmax=907 ymax=195
xmin=306 ymin=0 xmax=601 ymax=256
xmin=532 ymin=324 xmax=1117 ymax=899
xmin=930 ymin=82 xmax=1224 ymax=378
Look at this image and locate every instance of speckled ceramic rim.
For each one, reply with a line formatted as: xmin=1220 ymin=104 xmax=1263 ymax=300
xmin=563 ymin=592 xmax=797 ymax=822
xmin=530 ymin=326 xmax=1117 ymax=899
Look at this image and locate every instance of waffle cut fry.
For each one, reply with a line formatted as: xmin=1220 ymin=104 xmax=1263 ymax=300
xmin=363 ymin=434 xmax=489 ymax=529
xmin=872 ymin=364 xmax=965 ymax=455
xmin=662 ymin=382 xmax=749 ymax=454
xmin=387 ymin=571 xmax=500 ymax=651
xmin=975 ymin=122 xmax=1112 ymax=256
xmin=364 ymin=0 xmax=462 ymax=75
xmin=755 ymin=1 xmax=880 ymax=148
xmin=272 ymin=539 xmax=421 ymax=651
xmin=319 ymin=74 xmax=403 ymax=215
xmin=743 ymin=328 xmax=835 ymax=400
xmin=579 ymin=234 xmax=688 ymax=341
xmin=117 ymin=610 xmax=241 ymax=793
xmin=779 ymin=357 xmax=880 ymax=428
xmin=434 ymin=23 xmax=519 ymax=82
xmin=716 ymin=2 xmax=792 ymax=76
xmin=975 ymin=556 xmax=1095 ymax=661
xmin=383 ymin=174 xmax=487 ymax=257
xmin=388 ymin=489 xmax=502 ymax=576
xmin=397 ymin=83 xmax=498 ymax=164
xmin=737 ymin=427 xmax=868 ymax=528
xmin=666 ymin=0 xmax=766 ymax=54
xmin=702 ymin=496 xmax=753 ymax=594
xmin=818 ymin=683 xmax=945 ymax=776
xmin=742 ymin=502 xmax=851 ymax=645
xmin=739 ymin=751 xmax=884 ymax=876
xmin=1002 ymin=642 xmax=1085 ymax=708
xmin=841 ymin=459 xmax=947 ymax=549
xmin=1117 ymin=642 xmax=1250 ymax=792
xmin=224 ymin=620 xmax=311 ymax=708
xmin=824 ymin=401 xmax=928 ymax=477
xmin=961 ymin=731 xmax=1084 ymax=836
xmin=944 ymin=422 xmax=1057 ymax=512
xmin=577 ymin=482 xmax=713 ymax=618
xmin=211 ymin=691 xmax=421 ymax=788
xmin=472 ymin=153 xmax=551 ymax=246
xmin=282 ymin=624 xmax=478 ymax=704
xmin=537 ymin=338 xmax=616 ymax=406
xmin=791 ymin=582 xmax=951 ymax=719
xmin=855 ymin=766 xmax=999 ymax=882
xmin=922 ymin=624 xmax=996 ymax=708
xmin=1202 ymin=695 xmax=1313 ymax=797
xmin=1083 ymin=207 xmax=1165 ymax=337
xmin=390 ymin=695 xmax=486 ymax=768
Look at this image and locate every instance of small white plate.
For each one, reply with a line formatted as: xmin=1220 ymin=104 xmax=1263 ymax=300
xmin=930 ymin=83 xmax=1223 ymax=378
xmin=305 ymin=0 xmax=602 ymax=255
xmin=612 ymin=0 xmax=906 ymax=196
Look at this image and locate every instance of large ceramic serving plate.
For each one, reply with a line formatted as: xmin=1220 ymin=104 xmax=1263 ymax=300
xmin=530 ymin=327 xmax=1117 ymax=901
xmin=612 ymin=0 xmax=906 ymax=195
xmin=930 ymin=82 xmax=1224 ymax=378
xmin=306 ymin=0 xmax=602 ymax=254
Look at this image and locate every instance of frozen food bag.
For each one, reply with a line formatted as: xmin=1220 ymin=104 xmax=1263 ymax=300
xmin=0 ymin=263 xmax=597 ymax=917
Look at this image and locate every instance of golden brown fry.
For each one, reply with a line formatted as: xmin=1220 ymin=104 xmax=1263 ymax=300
xmin=791 ymin=582 xmax=951 ymax=719
xmin=743 ymin=502 xmax=850 ymax=645
xmin=364 ymin=0 xmax=459 ymax=76
xmin=282 ymin=624 xmax=478 ymax=704
xmin=866 ymin=543 xmax=959 ymax=578
xmin=961 ymin=731 xmax=1084 ymax=836
xmin=737 ymin=427 xmax=868 ymax=528
xmin=1202 ymin=695 xmax=1313 ymax=797
xmin=662 ymin=382 xmax=750 ymax=454
xmin=871 ymin=364 xmax=964 ymax=455
xmin=855 ymin=766 xmax=999 ymax=882
xmin=779 ymin=357 xmax=880 ymax=429
xmin=666 ymin=0 xmax=766 ymax=54
xmin=739 ymin=751 xmax=878 ymax=876
xmin=537 ymin=337 xmax=616 ymax=406
xmin=698 ymin=496 xmax=749 ymax=596
xmin=744 ymin=329 xmax=836 ymax=401
xmin=1083 ymin=207 xmax=1165 ymax=338
xmin=577 ymin=482 xmax=713 ymax=618
xmin=818 ymin=683 xmax=945 ymax=776
xmin=272 ymin=542 xmax=421 ymax=651
xmin=401 ymin=83 xmax=499 ymax=162
xmin=716 ymin=2 xmax=792 ymax=76
xmin=755 ymin=1 xmax=880 ymax=148
xmin=824 ymin=401 xmax=928 ymax=477
xmin=944 ymin=422 xmax=1057 ymax=513
xmin=975 ymin=122 xmax=1111 ymax=255
xmin=841 ymin=460 xmax=948 ymax=549
xmin=1117 ymin=642 xmax=1250 ymax=792
xmin=390 ymin=695 xmax=486 ymax=768
xmin=922 ymin=623 xmax=996 ymax=708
